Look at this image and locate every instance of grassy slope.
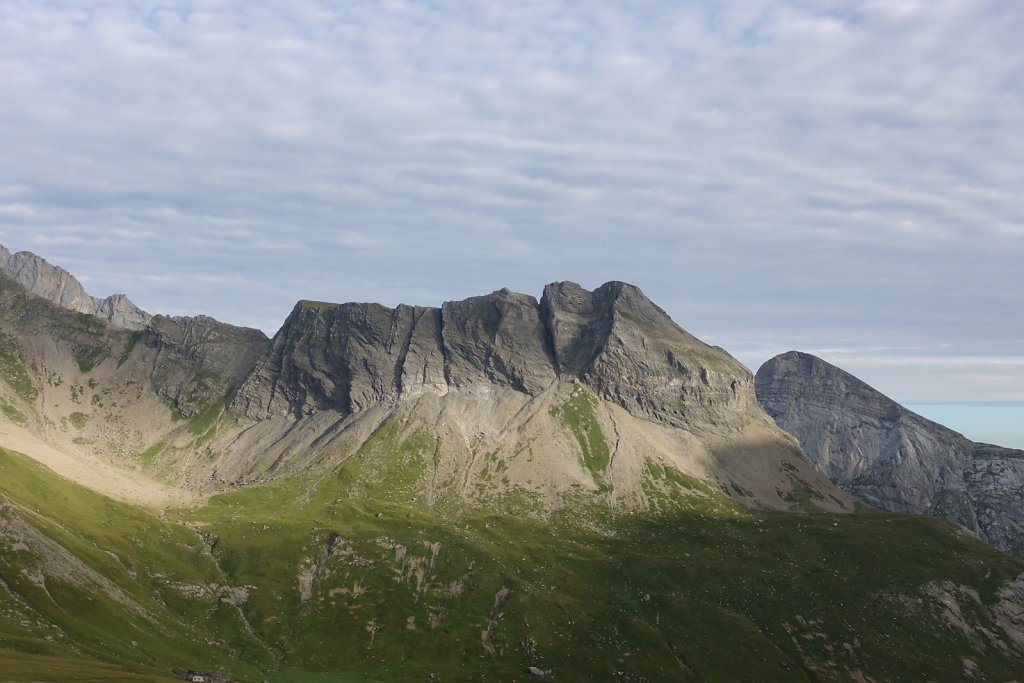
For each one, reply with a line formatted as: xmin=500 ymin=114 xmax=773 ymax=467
xmin=2 ymin=415 xmax=1024 ymax=681
xmin=0 ymin=447 xmax=268 ymax=682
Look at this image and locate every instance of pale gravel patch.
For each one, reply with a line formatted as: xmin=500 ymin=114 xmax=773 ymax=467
xmin=0 ymin=422 xmax=206 ymax=508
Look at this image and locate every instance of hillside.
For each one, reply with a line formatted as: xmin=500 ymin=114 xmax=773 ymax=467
xmin=4 ymin=443 xmax=1024 ymax=681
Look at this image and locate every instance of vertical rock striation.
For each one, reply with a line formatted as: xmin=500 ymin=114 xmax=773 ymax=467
xmin=140 ymin=314 xmax=270 ymax=417
xmin=541 ymin=281 xmax=753 ymax=431
xmin=232 ymin=281 xmax=756 ymax=435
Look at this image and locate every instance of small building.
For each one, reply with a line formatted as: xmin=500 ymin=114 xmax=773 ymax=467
xmin=171 ymin=669 xmax=231 ymax=683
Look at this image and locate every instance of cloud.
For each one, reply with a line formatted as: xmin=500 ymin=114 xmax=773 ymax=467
xmin=0 ymin=0 xmax=1021 ymax=438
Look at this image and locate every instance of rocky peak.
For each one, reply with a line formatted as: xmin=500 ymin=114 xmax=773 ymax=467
xmin=755 ymin=351 xmax=970 ymax=492
xmin=440 ymin=288 xmax=556 ymax=394
xmin=756 ymin=350 xmax=1024 ymax=554
xmin=141 ymin=314 xmax=270 ymax=417
xmin=539 ymin=280 xmax=616 ymax=376
xmin=545 ymin=281 xmax=753 ymax=430
xmin=0 ymin=244 xmax=152 ymax=330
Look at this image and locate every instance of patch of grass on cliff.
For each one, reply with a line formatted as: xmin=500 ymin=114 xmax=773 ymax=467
xmin=0 ymin=336 xmax=37 ymax=402
xmin=0 ymin=398 xmax=26 ymax=424
xmin=72 ymin=344 xmax=107 ymax=373
xmin=188 ymin=400 xmax=224 ymax=437
xmin=164 ymin=399 xmax=183 ymax=422
xmin=117 ymin=331 xmax=142 ymax=367
xmin=138 ymin=441 xmax=166 ymax=467
xmin=68 ymin=411 xmax=90 ymax=429
xmin=298 ymin=299 xmax=340 ymax=310
xmin=550 ymin=388 xmax=610 ymax=476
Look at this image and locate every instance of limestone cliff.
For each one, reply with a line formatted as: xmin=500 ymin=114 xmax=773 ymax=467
xmin=219 ymin=282 xmax=843 ymax=514
xmin=756 ymin=351 xmax=1024 ymax=554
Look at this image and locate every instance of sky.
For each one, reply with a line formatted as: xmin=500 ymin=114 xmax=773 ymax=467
xmin=0 ymin=0 xmax=1021 ymax=446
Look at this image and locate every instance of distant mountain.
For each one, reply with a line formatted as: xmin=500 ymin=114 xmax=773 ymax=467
xmin=0 ymin=244 xmax=152 ymax=330
xmin=756 ymin=350 xmax=1024 ymax=554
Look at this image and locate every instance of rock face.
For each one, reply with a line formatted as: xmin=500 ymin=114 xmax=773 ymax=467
xmin=220 ymin=281 xmax=843 ymax=514
xmin=0 ymin=245 xmax=151 ymax=330
xmin=756 ymin=351 xmax=1024 ymax=554
xmin=541 ymin=281 xmax=752 ymax=432
xmin=141 ymin=314 xmax=271 ymax=418
xmin=233 ymin=281 xmax=752 ymax=432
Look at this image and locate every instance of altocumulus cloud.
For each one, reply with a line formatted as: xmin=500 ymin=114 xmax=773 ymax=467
xmin=0 ymin=0 xmax=1022 ymax=434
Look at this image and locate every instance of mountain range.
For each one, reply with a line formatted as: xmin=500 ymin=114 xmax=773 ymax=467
xmin=1 ymin=245 xmax=1022 ymax=682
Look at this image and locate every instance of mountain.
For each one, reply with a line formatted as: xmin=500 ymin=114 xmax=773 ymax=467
xmin=756 ymin=350 xmax=1024 ymax=554
xmin=0 ymin=245 xmax=152 ymax=330
xmin=0 ymin=263 xmax=843 ymax=514
xmin=2 ymin=248 xmax=1024 ymax=681
xmin=214 ymin=280 xmax=840 ymax=513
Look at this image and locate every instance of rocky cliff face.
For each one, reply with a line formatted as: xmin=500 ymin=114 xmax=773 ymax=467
xmin=0 ymin=263 xmax=270 ymax=493
xmin=0 ymin=245 xmax=151 ymax=330
xmin=542 ymin=281 xmax=752 ymax=432
xmin=756 ymin=351 xmax=1024 ymax=554
xmin=233 ymin=281 xmax=752 ymax=432
xmin=139 ymin=314 xmax=271 ymax=418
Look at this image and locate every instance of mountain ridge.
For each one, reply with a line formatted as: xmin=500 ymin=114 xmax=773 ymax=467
xmin=0 ymin=245 xmax=152 ymax=330
xmin=0 ymin=248 xmax=844 ymax=517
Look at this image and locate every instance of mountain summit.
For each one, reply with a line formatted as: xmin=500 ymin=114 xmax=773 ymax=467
xmin=214 ymin=279 xmax=843 ymax=514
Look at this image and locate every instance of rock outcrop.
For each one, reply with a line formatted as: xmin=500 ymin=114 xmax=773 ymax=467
xmin=0 ymin=245 xmax=151 ymax=330
xmin=541 ymin=281 xmax=752 ymax=432
xmin=756 ymin=351 xmax=1024 ymax=554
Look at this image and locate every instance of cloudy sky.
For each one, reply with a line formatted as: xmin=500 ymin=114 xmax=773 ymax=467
xmin=1 ymin=0 xmax=1021 ymax=446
